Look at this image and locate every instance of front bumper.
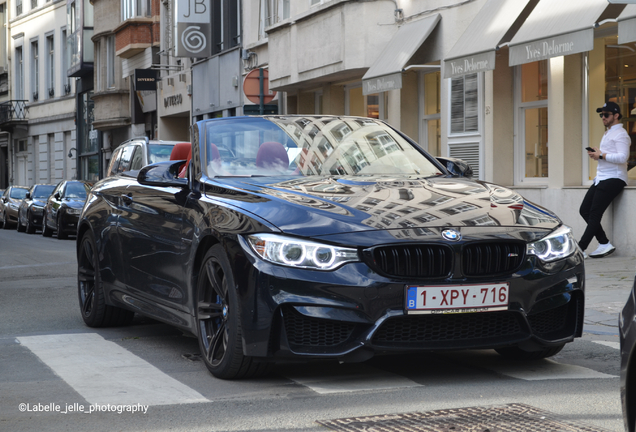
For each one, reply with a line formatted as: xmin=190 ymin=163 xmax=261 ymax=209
xmin=233 ymin=237 xmax=585 ymax=360
xmin=59 ymin=211 xmax=80 ymax=234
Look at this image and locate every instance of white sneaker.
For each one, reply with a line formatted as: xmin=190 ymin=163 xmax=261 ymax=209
xmin=588 ymin=242 xmax=616 ymax=258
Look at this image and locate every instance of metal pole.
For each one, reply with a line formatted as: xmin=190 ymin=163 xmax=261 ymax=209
xmin=259 ymin=68 xmax=264 ymax=115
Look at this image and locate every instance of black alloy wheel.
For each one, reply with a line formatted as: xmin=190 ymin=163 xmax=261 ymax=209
xmin=57 ymin=213 xmax=68 ymax=240
xmin=196 ymin=244 xmax=270 ymax=380
xmin=77 ymin=230 xmax=134 ymax=327
xmin=25 ymin=211 xmax=35 ymax=234
xmin=42 ymin=212 xmax=53 ymax=237
xmin=495 ymin=343 xmax=565 ymax=360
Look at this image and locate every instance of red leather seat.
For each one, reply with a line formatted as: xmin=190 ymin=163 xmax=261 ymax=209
xmin=256 ymin=142 xmax=289 ymax=172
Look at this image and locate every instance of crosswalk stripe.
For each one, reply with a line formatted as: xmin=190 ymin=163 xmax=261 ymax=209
xmin=591 ymin=340 xmax=620 ymax=350
xmin=285 ymin=364 xmax=421 ymax=394
xmin=17 ymin=333 xmax=209 ymax=406
xmin=484 ymin=358 xmax=617 ymax=380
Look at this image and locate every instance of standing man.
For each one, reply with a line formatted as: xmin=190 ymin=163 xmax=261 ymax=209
xmin=580 ymin=101 xmax=630 ymax=258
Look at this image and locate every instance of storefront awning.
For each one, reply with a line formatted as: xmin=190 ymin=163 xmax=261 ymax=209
xmin=618 ymin=5 xmax=636 ymax=44
xmin=508 ymin=0 xmax=610 ymax=66
xmin=443 ymin=0 xmax=536 ymax=79
xmin=361 ymin=14 xmax=440 ymax=96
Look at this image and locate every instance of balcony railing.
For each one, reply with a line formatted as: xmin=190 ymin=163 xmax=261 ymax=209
xmin=0 ymin=100 xmax=29 ymax=124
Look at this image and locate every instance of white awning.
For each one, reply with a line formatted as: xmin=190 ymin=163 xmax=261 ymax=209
xmin=508 ymin=0 xmax=610 ymax=66
xmin=618 ymin=5 xmax=636 ymax=44
xmin=443 ymin=0 xmax=536 ymax=79
xmin=362 ymin=14 xmax=440 ymax=96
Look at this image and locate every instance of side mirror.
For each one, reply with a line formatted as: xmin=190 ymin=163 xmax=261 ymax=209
xmin=25 ymin=192 xmax=31 ymax=199
xmin=54 ymin=192 xmax=61 ymax=199
xmin=437 ymin=156 xmax=474 ymax=178
xmin=138 ymin=160 xmax=188 ymax=188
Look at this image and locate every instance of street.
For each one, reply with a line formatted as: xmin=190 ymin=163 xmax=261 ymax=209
xmin=0 ymin=228 xmax=631 ymax=432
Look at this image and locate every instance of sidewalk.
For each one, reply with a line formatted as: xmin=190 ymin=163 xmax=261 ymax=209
xmin=583 ymin=254 xmax=636 ymax=336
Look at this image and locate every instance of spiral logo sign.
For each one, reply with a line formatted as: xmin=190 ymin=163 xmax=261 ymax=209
xmin=181 ymin=26 xmax=207 ymax=54
xmin=175 ymin=0 xmax=211 ymax=57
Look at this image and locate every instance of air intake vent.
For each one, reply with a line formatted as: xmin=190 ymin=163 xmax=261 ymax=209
xmin=462 ymin=242 xmax=525 ymax=276
xmin=366 ymin=245 xmax=453 ymax=278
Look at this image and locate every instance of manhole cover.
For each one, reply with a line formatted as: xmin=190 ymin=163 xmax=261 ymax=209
xmin=317 ymin=403 xmax=610 ymax=432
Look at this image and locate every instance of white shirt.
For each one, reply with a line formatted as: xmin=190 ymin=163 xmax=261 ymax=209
xmin=595 ymin=123 xmax=630 ymax=185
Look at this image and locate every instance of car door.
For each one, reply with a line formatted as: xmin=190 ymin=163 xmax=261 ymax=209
xmin=117 ymin=180 xmax=190 ymax=313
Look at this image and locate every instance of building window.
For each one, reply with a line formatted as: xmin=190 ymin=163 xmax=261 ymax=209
xmin=31 ymin=0 xmax=38 ymax=10
xmin=16 ymin=47 xmax=24 ymax=100
xmin=61 ymin=28 xmax=71 ymax=94
xmin=121 ymin=0 xmax=150 ymax=20
xmin=212 ymin=0 xmax=240 ymax=53
xmin=106 ymin=35 xmax=115 ymax=88
xmin=517 ymin=60 xmax=548 ymax=182
xmin=47 ymin=35 xmax=54 ymax=98
xmin=31 ymin=41 xmax=39 ymax=101
xmin=16 ymin=0 xmax=22 ymax=15
xmin=18 ymin=139 xmax=26 ymax=152
xmin=259 ymin=0 xmax=289 ymax=39
xmin=450 ymin=73 xmax=478 ymax=134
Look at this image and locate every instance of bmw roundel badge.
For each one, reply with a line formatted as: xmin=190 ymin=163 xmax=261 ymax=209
xmin=441 ymin=229 xmax=461 ymax=242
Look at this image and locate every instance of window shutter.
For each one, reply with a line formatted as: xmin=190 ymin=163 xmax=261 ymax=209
xmin=450 ymin=78 xmax=464 ymax=134
xmin=449 ymin=142 xmax=480 ymax=179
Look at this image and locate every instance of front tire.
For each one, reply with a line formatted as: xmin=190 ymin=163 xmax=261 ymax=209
xmin=196 ymin=244 xmax=270 ymax=379
xmin=495 ymin=343 xmax=565 ymax=360
xmin=42 ymin=212 xmax=53 ymax=237
xmin=16 ymin=214 xmax=25 ymax=232
xmin=57 ymin=214 xmax=68 ymax=240
xmin=77 ymin=230 xmax=134 ymax=327
xmin=25 ymin=212 xmax=35 ymax=234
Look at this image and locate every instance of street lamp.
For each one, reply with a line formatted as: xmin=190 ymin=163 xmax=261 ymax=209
xmin=68 ymin=147 xmax=76 ymax=158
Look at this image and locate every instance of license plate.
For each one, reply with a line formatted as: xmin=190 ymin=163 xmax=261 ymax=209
xmin=405 ymin=283 xmax=509 ymax=314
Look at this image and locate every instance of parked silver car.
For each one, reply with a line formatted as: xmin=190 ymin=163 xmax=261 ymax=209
xmin=106 ymin=137 xmax=188 ymax=177
xmin=0 ymin=186 xmax=29 ymax=229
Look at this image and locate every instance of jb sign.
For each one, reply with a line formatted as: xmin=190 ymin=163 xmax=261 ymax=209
xmin=175 ymin=0 xmax=211 ymax=58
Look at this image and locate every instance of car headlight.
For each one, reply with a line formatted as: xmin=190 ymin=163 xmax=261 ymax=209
xmin=8 ymin=203 xmax=18 ymax=210
xmin=31 ymin=206 xmax=44 ymax=215
xmin=66 ymin=208 xmax=81 ymax=215
xmin=527 ymin=225 xmax=578 ymax=263
xmin=246 ymin=234 xmax=360 ymax=270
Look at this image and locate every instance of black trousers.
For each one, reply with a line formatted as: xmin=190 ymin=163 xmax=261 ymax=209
xmin=578 ymin=178 xmax=626 ymax=251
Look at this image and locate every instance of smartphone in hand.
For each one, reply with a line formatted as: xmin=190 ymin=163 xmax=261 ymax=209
xmin=585 ymin=147 xmax=595 ymax=152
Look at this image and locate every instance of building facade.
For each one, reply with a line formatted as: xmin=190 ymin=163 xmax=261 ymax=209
xmin=3 ymin=0 xmax=77 ymax=187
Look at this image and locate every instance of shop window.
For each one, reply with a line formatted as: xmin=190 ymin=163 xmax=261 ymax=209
xmin=421 ymin=71 xmax=441 ymax=156
xmin=595 ymin=36 xmax=636 ymax=184
xmin=346 ymin=85 xmax=384 ymax=119
xmin=516 ymin=60 xmax=549 ymax=183
xmin=450 ymin=73 xmax=478 ymax=134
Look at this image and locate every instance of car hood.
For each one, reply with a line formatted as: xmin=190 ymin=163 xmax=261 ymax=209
xmin=29 ymin=198 xmax=48 ymax=207
xmin=63 ymin=198 xmax=87 ymax=208
xmin=205 ymin=175 xmax=561 ymax=241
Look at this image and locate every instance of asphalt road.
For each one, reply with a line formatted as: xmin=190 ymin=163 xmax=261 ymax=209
xmin=0 ymin=227 xmax=629 ymax=432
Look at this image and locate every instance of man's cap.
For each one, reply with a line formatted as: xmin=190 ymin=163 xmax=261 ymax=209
xmin=596 ymin=101 xmax=621 ymax=117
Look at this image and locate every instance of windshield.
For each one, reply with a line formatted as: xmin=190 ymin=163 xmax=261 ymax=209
xmin=65 ymin=182 xmax=89 ymax=199
xmin=10 ymin=188 xmax=28 ymax=199
xmin=203 ymin=117 xmax=443 ymax=178
xmin=148 ymin=144 xmax=176 ymax=164
xmin=33 ymin=185 xmax=56 ymax=199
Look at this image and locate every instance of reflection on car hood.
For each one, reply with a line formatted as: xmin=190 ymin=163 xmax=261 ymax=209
xmin=64 ymin=198 xmax=87 ymax=208
xmin=206 ymin=175 xmax=561 ymax=239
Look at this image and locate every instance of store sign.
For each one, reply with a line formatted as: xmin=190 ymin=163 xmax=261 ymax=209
xmin=444 ymin=51 xmax=495 ymax=79
xmin=362 ymin=72 xmax=402 ymax=96
xmin=164 ymin=94 xmax=184 ymax=108
xmin=509 ymin=29 xmax=592 ymax=66
xmin=175 ymin=0 xmax=211 ymax=58
xmin=134 ymin=69 xmax=157 ymax=91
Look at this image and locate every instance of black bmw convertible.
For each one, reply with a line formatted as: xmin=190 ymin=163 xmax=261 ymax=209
xmin=77 ymin=115 xmax=584 ymax=379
